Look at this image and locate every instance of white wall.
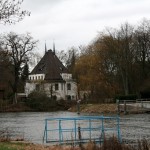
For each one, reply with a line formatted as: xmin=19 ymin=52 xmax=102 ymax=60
xmin=25 ymin=73 xmax=78 ymax=100
xmin=25 ymin=81 xmax=78 ymax=100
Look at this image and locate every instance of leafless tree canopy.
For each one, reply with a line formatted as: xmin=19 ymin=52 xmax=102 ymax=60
xmin=0 ymin=0 xmax=30 ymax=24
xmin=0 ymin=32 xmax=38 ymax=103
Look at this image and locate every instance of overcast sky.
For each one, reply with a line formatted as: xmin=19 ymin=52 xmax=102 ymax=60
xmin=1 ymin=0 xmax=150 ymax=54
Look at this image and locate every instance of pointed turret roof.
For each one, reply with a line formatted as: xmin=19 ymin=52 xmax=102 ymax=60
xmin=45 ymin=42 xmax=47 ymax=53
xmin=53 ymin=41 xmax=55 ymax=54
xmin=31 ymin=50 xmax=68 ymax=82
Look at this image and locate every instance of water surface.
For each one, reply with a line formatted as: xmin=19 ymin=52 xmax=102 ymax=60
xmin=0 ymin=112 xmax=149 ymax=144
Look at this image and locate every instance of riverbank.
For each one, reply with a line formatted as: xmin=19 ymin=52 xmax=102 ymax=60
xmin=0 ymin=137 xmax=149 ymax=150
xmin=69 ymin=103 xmax=150 ymax=114
xmin=0 ymin=102 xmax=149 ymax=114
xmin=69 ymin=103 xmax=117 ymax=114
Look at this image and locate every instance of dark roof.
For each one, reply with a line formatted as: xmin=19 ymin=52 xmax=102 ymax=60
xmin=31 ymin=50 xmax=68 ymax=82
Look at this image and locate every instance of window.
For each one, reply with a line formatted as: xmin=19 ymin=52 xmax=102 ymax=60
xmin=66 ymin=95 xmax=71 ymax=100
xmin=61 ymin=83 xmax=63 ymax=90
xmin=38 ymin=76 xmax=40 ymax=80
xmin=55 ymin=84 xmax=59 ymax=91
xmin=67 ymin=83 xmax=71 ymax=90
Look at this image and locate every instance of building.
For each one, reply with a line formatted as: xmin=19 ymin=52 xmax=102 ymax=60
xmin=25 ymin=49 xmax=78 ymax=100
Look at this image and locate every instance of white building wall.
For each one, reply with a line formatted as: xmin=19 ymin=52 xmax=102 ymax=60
xmin=25 ymin=82 xmax=36 ymax=96
xmin=25 ymin=73 xmax=78 ymax=100
xmin=65 ymin=81 xmax=78 ymax=100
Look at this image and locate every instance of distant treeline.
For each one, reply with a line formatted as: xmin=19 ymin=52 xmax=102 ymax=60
xmin=67 ymin=18 xmax=150 ymax=101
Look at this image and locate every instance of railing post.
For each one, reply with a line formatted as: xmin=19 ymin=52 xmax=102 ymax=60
xmin=74 ymin=120 xmax=77 ymax=141
xmin=141 ymin=99 xmax=143 ymax=108
xmin=124 ymin=100 xmax=127 ymax=115
xmin=59 ymin=120 xmax=62 ymax=144
xmin=45 ymin=119 xmax=48 ymax=143
xmin=78 ymin=124 xmax=83 ymax=148
xmin=89 ymin=119 xmax=91 ymax=140
xmin=116 ymin=99 xmax=120 ymax=115
xmin=101 ymin=116 xmax=104 ymax=142
xmin=117 ymin=116 xmax=122 ymax=143
xmin=77 ymin=100 xmax=81 ymax=114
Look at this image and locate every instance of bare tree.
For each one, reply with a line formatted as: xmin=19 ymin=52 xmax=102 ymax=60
xmin=2 ymin=32 xmax=38 ymax=103
xmin=0 ymin=0 xmax=30 ymax=24
xmin=134 ymin=19 xmax=150 ymax=77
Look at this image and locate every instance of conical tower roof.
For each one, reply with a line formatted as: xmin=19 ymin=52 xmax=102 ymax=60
xmin=31 ymin=50 xmax=68 ymax=82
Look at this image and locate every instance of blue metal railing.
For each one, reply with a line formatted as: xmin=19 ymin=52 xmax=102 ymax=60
xmin=43 ymin=116 xmax=122 ymax=144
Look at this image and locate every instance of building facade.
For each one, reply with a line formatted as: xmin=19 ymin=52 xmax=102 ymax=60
xmin=25 ymin=49 xmax=78 ymax=100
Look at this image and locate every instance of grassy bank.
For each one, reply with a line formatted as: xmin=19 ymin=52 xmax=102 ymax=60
xmin=69 ymin=103 xmax=117 ymax=114
xmin=0 ymin=142 xmax=27 ymax=150
xmin=69 ymin=103 xmax=149 ymax=114
xmin=0 ymin=137 xmax=149 ymax=150
xmin=0 ymin=102 xmax=149 ymax=114
xmin=0 ymin=100 xmax=72 ymax=112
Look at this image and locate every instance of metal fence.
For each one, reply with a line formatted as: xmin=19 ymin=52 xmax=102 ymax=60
xmin=43 ymin=116 xmax=122 ymax=145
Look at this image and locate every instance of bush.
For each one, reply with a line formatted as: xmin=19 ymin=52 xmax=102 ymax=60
xmin=140 ymin=91 xmax=150 ymax=99
xmin=56 ymin=99 xmax=77 ymax=110
xmin=26 ymin=91 xmax=57 ymax=111
xmin=115 ymin=94 xmax=137 ymax=101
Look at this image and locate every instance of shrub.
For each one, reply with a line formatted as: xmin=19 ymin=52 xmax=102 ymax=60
xmin=26 ymin=91 xmax=57 ymax=111
xmin=140 ymin=91 xmax=150 ymax=99
xmin=115 ymin=94 xmax=137 ymax=101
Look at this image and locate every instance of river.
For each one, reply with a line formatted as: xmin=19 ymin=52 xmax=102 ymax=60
xmin=0 ymin=111 xmax=149 ymax=144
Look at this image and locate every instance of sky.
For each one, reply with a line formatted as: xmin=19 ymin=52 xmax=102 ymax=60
xmin=1 ymin=0 xmax=150 ymax=54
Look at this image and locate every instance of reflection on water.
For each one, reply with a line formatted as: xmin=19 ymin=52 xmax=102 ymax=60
xmin=0 ymin=112 xmax=149 ymax=144
xmin=120 ymin=114 xmax=150 ymax=143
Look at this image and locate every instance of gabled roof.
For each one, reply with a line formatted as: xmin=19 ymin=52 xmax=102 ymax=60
xmin=31 ymin=50 xmax=68 ymax=82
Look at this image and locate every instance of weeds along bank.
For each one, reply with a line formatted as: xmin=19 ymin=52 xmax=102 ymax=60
xmin=0 ymin=99 xmax=75 ymax=112
xmin=0 ymin=137 xmax=149 ymax=150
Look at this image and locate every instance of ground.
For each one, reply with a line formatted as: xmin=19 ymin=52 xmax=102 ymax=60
xmin=69 ymin=103 xmax=149 ymax=114
xmin=69 ymin=103 xmax=117 ymax=114
xmin=0 ymin=138 xmax=149 ymax=150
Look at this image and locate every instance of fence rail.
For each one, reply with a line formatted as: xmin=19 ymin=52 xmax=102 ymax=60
xmin=116 ymin=99 xmax=150 ymax=114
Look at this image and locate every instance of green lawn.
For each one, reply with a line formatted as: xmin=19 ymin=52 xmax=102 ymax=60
xmin=0 ymin=142 xmax=24 ymax=150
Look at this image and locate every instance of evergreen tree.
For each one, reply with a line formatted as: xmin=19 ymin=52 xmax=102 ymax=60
xmin=21 ymin=62 xmax=29 ymax=82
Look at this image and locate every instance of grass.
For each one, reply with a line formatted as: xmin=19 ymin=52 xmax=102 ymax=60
xmin=0 ymin=142 xmax=24 ymax=150
xmin=0 ymin=137 xmax=149 ymax=150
